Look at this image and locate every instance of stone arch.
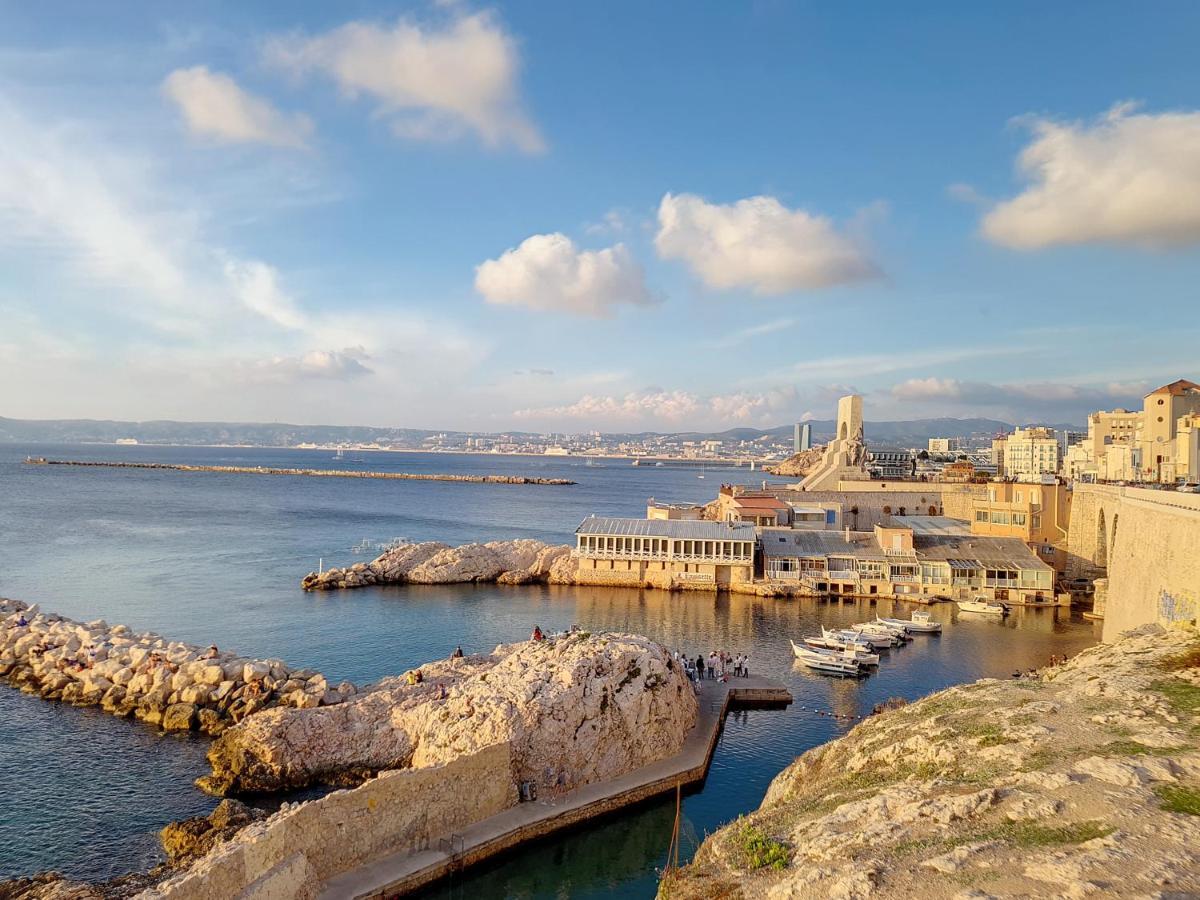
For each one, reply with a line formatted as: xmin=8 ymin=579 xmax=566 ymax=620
xmin=1096 ymin=508 xmax=1108 ymax=569
xmin=840 ymin=421 xmax=848 ymax=440
xmin=898 ymin=506 xmax=907 ymax=516
xmin=1110 ymin=512 xmax=1119 ymax=560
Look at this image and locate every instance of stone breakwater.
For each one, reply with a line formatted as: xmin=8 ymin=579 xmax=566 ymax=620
xmin=25 ymin=457 xmax=575 ymax=485
xmin=0 ymin=598 xmax=355 ymax=737
xmin=663 ymin=624 xmax=1200 ymax=899
xmin=199 ymin=630 xmax=697 ymax=797
xmin=302 ymin=538 xmax=579 ymax=590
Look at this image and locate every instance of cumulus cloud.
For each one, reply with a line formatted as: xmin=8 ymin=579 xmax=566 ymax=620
xmin=983 ymin=103 xmax=1200 ymax=249
xmin=654 ymin=193 xmax=880 ymax=294
xmin=246 ymin=347 xmax=372 ymax=382
xmin=514 ymin=386 xmax=797 ymax=428
xmin=475 ymin=233 xmax=658 ymax=317
xmin=162 ymin=66 xmax=313 ymax=147
xmin=265 ymin=12 xmax=542 ymax=151
xmin=890 ymin=377 xmax=1150 ymax=421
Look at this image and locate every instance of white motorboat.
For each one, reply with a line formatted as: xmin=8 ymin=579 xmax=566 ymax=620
xmin=826 ymin=626 xmax=894 ymax=649
xmin=957 ymin=598 xmax=1009 ymax=616
xmin=877 ymin=612 xmax=942 ymax=634
xmin=796 ymin=638 xmax=879 ymax=666
xmin=792 ymin=644 xmax=862 ymax=676
xmin=850 ymin=623 xmax=907 ymax=645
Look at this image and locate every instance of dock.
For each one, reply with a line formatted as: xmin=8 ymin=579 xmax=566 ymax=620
xmin=22 ymin=458 xmax=575 ymax=486
xmin=319 ymin=675 xmax=792 ymax=900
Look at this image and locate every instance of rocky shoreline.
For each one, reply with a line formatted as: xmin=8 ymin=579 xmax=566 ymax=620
xmin=661 ymin=623 xmax=1200 ymax=899
xmin=0 ymin=598 xmax=355 ymax=737
xmin=25 ymin=458 xmax=575 ymax=485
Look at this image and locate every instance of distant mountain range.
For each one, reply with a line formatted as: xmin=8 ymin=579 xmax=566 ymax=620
xmin=0 ymin=415 xmax=1082 ymax=448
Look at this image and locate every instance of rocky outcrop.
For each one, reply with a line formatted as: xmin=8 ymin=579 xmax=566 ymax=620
xmin=662 ymin=623 xmax=1200 ymax=899
xmin=199 ymin=631 xmax=696 ymax=796
xmin=0 ymin=874 xmax=103 ymax=900
xmin=302 ymin=538 xmax=579 ymax=591
xmin=0 ymin=598 xmax=356 ymax=736
xmin=159 ymin=800 xmax=267 ymax=866
xmin=766 ymin=446 xmax=825 ymax=477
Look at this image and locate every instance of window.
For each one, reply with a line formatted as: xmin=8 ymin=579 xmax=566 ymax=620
xmin=990 ymin=512 xmax=1011 ymax=525
xmin=1013 ymin=513 xmax=1027 ymax=526
xmin=975 ymin=510 xmax=989 ymax=522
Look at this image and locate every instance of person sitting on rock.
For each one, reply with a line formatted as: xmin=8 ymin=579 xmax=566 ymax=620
xmin=201 ymin=645 xmax=219 ymax=660
xmin=451 ymin=646 xmax=464 ymax=659
xmin=15 ymin=615 xmax=28 ymax=627
xmin=406 ymin=669 xmax=424 ymax=685
xmin=531 ymin=626 xmax=544 ymax=642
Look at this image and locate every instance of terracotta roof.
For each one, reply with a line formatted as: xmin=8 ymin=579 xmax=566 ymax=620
xmin=732 ymin=497 xmax=789 ymax=511
xmin=1147 ymin=379 xmax=1200 ymax=397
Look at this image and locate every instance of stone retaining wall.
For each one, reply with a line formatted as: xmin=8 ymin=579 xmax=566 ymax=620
xmin=139 ymin=744 xmax=515 ymax=900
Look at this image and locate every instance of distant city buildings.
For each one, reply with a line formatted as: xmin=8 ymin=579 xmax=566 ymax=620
xmin=928 ymin=437 xmax=959 ymax=453
xmin=1002 ymin=427 xmax=1060 ymax=480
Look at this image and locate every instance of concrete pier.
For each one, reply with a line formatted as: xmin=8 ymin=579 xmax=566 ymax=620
xmin=319 ymin=675 xmax=791 ymax=900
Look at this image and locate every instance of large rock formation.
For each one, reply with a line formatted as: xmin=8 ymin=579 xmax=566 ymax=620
xmin=766 ymin=446 xmax=824 ymax=478
xmin=663 ymin=624 xmax=1200 ymax=899
xmin=200 ymin=631 xmax=697 ymax=796
xmin=301 ymin=538 xmax=579 ymax=591
xmin=0 ymin=598 xmax=355 ymax=736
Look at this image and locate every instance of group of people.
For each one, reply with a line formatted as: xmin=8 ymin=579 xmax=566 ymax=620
xmin=674 ymin=649 xmax=749 ymax=685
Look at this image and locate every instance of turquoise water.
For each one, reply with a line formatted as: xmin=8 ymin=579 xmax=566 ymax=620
xmin=0 ymin=444 xmax=1100 ymax=893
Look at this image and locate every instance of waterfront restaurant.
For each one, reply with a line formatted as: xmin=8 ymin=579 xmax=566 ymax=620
xmin=573 ymin=516 xmax=756 ymax=590
xmin=760 ymin=521 xmax=1060 ymax=605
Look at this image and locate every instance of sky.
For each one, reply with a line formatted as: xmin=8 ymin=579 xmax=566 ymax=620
xmin=1 ymin=1 xmax=1199 ymax=432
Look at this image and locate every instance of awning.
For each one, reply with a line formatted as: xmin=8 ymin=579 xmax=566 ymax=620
xmin=947 ymin=558 xmax=982 ymax=571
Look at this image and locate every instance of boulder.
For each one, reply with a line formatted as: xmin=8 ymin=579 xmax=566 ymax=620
xmin=160 ymin=799 xmax=267 ymax=865
xmin=161 ymin=702 xmax=197 ymax=732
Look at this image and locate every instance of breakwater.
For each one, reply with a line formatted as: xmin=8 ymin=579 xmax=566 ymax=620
xmin=0 ymin=598 xmax=356 ymax=737
xmin=23 ymin=457 xmax=576 ymax=485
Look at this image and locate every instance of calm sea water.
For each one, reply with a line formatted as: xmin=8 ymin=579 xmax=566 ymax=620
xmin=0 ymin=444 xmax=1100 ymax=894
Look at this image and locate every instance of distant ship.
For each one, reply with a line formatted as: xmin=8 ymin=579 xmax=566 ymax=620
xmin=115 ymin=438 xmax=138 ymax=445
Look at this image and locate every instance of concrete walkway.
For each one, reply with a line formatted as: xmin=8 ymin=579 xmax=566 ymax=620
xmin=319 ymin=675 xmax=792 ymax=900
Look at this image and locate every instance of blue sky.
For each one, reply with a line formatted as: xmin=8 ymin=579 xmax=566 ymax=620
xmin=1 ymin=1 xmax=1198 ymax=431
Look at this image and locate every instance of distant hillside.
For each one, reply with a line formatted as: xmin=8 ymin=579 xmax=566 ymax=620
xmin=0 ymin=415 xmax=1080 ymax=448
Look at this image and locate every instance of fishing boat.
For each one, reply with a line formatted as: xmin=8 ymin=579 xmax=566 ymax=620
xmin=957 ymin=598 xmax=1009 ymax=616
xmin=796 ymin=638 xmax=879 ymax=666
xmin=824 ymin=626 xmax=893 ymax=650
xmin=851 ymin=622 xmax=909 ymax=644
xmin=876 ymin=611 xmax=942 ymax=633
xmin=792 ymin=644 xmax=862 ymax=676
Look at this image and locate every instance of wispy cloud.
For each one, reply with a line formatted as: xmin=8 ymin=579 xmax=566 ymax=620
xmin=163 ymin=66 xmax=313 ymax=148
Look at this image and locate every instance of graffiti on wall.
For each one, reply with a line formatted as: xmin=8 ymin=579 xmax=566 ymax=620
xmin=1159 ymin=588 xmax=1199 ymax=624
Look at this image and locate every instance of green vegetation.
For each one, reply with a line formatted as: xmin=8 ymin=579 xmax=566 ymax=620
xmin=1155 ymin=784 xmax=1200 ymax=816
xmin=1101 ymin=740 xmax=1182 ymax=757
xmin=1150 ymin=678 xmax=1200 ymax=715
xmin=982 ymin=820 xmax=1113 ymax=848
xmin=962 ymin=722 xmax=1016 ymax=747
xmin=734 ymin=822 xmax=790 ymax=871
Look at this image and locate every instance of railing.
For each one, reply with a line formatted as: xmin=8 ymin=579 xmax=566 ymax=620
xmin=888 ymin=573 xmax=918 ymax=583
xmin=573 ymin=549 xmax=751 ymax=564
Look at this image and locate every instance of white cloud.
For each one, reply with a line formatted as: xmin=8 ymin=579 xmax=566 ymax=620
xmin=983 ymin=103 xmax=1200 ymax=249
xmin=265 ymin=12 xmax=542 ymax=152
xmin=654 ymin=192 xmax=880 ymax=294
xmin=245 ymin=347 xmax=372 ymax=383
xmin=475 ymin=232 xmax=658 ymax=317
xmin=705 ymin=317 xmax=796 ymax=349
xmin=162 ymin=66 xmax=313 ymax=148
xmin=222 ymin=257 xmax=307 ymax=330
xmin=890 ymin=377 xmax=1151 ymax=421
xmin=514 ymin=386 xmax=797 ymax=429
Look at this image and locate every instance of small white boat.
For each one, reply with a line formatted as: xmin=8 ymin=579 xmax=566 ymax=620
xmin=792 ymin=644 xmax=862 ymax=676
xmin=877 ymin=612 xmax=942 ymax=634
xmin=857 ymin=620 xmax=911 ymax=639
xmin=826 ymin=626 xmax=893 ymax=650
xmin=796 ymin=638 xmax=879 ymax=666
xmin=850 ymin=623 xmax=907 ymax=645
xmin=957 ymin=598 xmax=1009 ymax=616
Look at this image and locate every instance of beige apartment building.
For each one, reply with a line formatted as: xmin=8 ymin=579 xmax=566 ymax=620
xmin=1002 ymin=427 xmax=1060 ymax=479
xmin=573 ymin=517 xmax=756 ymax=590
xmin=970 ymin=481 xmax=1071 ymax=572
xmin=1140 ymin=380 xmax=1200 ymax=483
xmin=928 ymin=437 xmax=959 ymax=453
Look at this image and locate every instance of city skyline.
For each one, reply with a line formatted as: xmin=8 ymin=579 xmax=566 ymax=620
xmin=2 ymin=2 xmax=1199 ymax=430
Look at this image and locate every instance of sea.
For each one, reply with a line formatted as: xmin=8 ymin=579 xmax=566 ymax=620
xmin=0 ymin=443 xmax=1101 ymax=896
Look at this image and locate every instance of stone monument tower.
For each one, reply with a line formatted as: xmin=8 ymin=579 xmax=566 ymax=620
xmin=799 ymin=394 xmax=870 ymax=490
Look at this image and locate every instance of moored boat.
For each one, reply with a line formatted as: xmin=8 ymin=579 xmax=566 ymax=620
xmin=791 ymin=643 xmax=863 ymax=676
xmin=796 ymin=637 xmax=880 ymax=665
xmin=957 ymin=598 xmax=1009 ymax=616
xmin=877 ymin=611 xmax=942 ymax=633
xmin=826 ymin=626 xmax=894 ymax=649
